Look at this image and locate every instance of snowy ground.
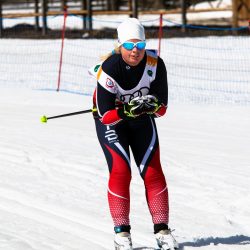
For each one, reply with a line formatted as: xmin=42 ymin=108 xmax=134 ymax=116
xmin=0 ymin=84 xmax=250 ymax=250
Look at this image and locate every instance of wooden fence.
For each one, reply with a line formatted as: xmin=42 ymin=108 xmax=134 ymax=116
xmin=0 ymin=0 xmax=249 ymax=37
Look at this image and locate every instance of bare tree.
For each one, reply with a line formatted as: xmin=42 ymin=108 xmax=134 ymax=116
xmin=107 ymin=0 xmax=120 ymax=10
xmin=141 ymin=0 xmax=166 ymax=10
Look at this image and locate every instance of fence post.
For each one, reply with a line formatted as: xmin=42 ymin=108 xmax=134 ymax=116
xmin=61 ymin=0 xmax=67 ymax=11
xmin=86 ymin=0 xmax=92 ymax=31
xmin=0 ymin=0 xmax=3 ymax=38
xmin=34 ymin=0 xmax=39 ymax=31
xmin=158 ymin=13 xmax=163 ymax=57
xmin=131 ymin=0 xmax=138 ymax=18
xmin=42 ymin=0 xmax=48 ymax=36
xmin=57 ymin=6 xmax=68 ymax=92
xmin=232 ymin=0 xmax=238 ymax=35
xmin=181 ymin=0 xmax=187 ymax=32
xmin=81 ymin=0 xmax=87 ymax=30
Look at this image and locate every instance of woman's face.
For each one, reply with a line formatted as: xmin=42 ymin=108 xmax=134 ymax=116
xmin=120 ymin=39 xmax=145 ymax=66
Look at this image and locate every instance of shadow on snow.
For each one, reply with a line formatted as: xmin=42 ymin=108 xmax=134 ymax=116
xmin=134 ymin=248 xmax=159 ymax=250
xmin=179 ymin=235 xmax=250 ymax=249
xmin=133 ymin=235 xmax=250 ymax=250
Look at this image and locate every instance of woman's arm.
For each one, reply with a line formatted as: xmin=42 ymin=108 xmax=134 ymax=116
xmin=95 ymin=83 xmax=123 ymax=126
xmin=148 ymin=57 xmax=168 ymax=117
xmin=149 ymin=57 xmax=168 ymax=105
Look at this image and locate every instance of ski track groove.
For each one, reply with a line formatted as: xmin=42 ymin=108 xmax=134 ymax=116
xmin=0 ymin=188 xmax=111 ymax=249
xmin=0 ymin=232 xmax=37 ymax=250
xmin=0 ymin=186 xmax=161 ymax=249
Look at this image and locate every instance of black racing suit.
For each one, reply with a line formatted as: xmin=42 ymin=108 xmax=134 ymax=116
xmin=93 ymin=50 xmax=169 ymax=233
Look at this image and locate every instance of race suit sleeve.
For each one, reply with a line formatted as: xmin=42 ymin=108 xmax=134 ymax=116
xmin=148 ymin=57 xmax=168 ymax=117
xmin=96 ymin=82 xmax=123 ymax=126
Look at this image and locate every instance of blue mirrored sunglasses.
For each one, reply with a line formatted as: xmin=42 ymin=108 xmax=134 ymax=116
xmin=122 ymin=41 xmax=146 ymax=51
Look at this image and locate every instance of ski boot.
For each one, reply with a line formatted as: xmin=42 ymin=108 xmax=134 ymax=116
xmin=155 ymin=229 xmax=179 ymax=250
xmin=114 ymin=232 xmax=133 ymax=250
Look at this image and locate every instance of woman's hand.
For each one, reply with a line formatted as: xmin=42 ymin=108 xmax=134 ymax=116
xmin=120 ymin=95 xmax=160 ymax=119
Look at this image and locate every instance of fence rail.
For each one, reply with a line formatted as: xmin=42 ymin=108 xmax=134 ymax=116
xmin=2 ymin=6 xmax=233 ymax=19
xmin=0 ymin=0 xmax=241 ymax=37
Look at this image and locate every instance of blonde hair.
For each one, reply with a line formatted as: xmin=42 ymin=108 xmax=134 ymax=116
xmin=100 ymin=43 xmax=121 ymax=61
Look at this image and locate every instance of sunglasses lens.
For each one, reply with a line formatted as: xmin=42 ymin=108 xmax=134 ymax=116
xmin=136 ymin=42 xmax=146 ymax=50
xmin=122 ymin=41 xmax=146 ymax=50
xmin=122 ymin=42 xmax=134 ymax=50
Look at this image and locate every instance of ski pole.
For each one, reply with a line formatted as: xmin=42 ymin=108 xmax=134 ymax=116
xmin=40 ymin=108 xmax=95 ymax=123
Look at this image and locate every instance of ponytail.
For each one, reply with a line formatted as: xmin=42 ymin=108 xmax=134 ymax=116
xmin=100 ymin=43 xmax=121 ymax=61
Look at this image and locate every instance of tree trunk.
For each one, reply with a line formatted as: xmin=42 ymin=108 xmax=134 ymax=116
xmin=107 ymin=0 xmax=120 ymax=10
xmin=145 ymin=0 xmax=165 ymax=9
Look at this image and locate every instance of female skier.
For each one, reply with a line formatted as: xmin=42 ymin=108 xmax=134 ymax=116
xmin=90 ymin=18 xmax=178 ymax=250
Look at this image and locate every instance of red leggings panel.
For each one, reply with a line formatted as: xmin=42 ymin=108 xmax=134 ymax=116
xmin=106 ymin=144 xmax=168 ymax=226
xmin=105 ymin=144 xmax=131 ymax=226
xmin=95 ymin=118 xmax=169 ymax=227
xmin=144 ymin=147 xmax=169 ymax=224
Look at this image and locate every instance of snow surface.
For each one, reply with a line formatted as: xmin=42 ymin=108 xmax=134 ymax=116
xmin=1 ymin=38 xmax=250 ymax=249
xmin=0 ymin=85 xmax=250 ymax=250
